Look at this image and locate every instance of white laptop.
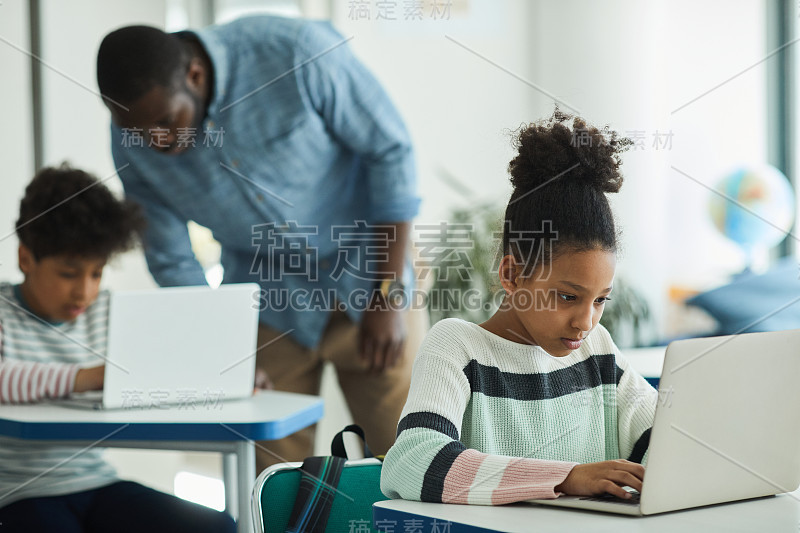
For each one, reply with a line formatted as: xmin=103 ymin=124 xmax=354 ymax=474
xmin=528 ymin=328 xmax=800 ymax=515
xmin=64 ymin=283 xmax=260 ymax=410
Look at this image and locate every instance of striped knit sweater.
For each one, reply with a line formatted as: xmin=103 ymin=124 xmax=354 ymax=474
xmin=380 ymin=318 xmax=657 ymax=505
xmin=0 ymin=282 xmax=118 ymax=508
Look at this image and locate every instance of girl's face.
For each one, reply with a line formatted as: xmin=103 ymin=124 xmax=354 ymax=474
xmin=507 ymin=248 xmax=616 ymax=357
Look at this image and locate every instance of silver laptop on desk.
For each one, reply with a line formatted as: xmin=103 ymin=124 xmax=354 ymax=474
xmin=63 ymin=283 xmax=259 ymax=410
xmin=528 ymin=329 xmax=800 ymax=516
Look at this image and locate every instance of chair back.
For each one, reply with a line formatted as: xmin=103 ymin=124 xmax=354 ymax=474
xmin=252 ymin=457 xmax=385 ymax=533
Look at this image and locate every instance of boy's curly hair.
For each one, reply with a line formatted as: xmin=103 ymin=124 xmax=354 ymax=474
xmin=503 ymin=108 xmax=633 ymax=274
xmin=16 ymin=164 xmax=145 ymax=261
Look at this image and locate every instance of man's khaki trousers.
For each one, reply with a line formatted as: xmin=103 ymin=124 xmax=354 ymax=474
xmin=254 ymin=307 xmax=428 ymax=473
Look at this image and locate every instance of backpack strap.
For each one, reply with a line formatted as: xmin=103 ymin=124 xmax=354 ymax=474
xmin=285 ymin=425 xmax=378 ymax=533
xmin=285 ymin=455 xmax=347 ymax=533
xmin=330 ymin=424 xmax=374 ymax=459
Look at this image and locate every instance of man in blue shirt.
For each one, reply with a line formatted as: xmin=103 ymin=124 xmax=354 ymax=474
xmin=96 ymin=15 xmax=424 ymax=469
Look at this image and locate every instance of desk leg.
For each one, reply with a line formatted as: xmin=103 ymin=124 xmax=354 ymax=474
xmin=236 ymin=440 xmax=256 ymax=533
xmin=224 ymin=452 xmax=238 ymax=519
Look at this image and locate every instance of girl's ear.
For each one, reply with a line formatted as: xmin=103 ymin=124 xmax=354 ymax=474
xmin=498 ymin=254 xmax=522 ymax=295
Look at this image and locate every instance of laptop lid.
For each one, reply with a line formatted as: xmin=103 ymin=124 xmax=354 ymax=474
xmin=639 ymin=328 xmax=800 ymax=514
xmin=101 ymin=283 xmax=260 ymax=409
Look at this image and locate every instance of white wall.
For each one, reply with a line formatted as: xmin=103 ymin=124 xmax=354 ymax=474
xmin=0 ymin=0 xmax=34 ymax=284
xmin=38 ymin=0 xmax=168 ymax=292
xmin=334 ymin=0 xmax=537 ymax=225
xmin=334 ymin=0 xmax=768 ymax=339
xmin=664 ymin=1 xmax=769 ymax=285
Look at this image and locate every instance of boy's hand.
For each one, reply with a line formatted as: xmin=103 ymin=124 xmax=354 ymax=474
xmin=555 ymin=460 xmax=645 ymax=499
xmin=74 ymin=365 xmax=105 ymax=392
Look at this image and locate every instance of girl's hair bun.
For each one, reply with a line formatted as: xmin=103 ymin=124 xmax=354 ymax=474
xmin=508 ymin=108 xmax=632 ymax=195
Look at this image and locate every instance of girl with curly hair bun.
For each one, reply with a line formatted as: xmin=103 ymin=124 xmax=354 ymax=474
xmin=381 ymin=110 xmax=658 ymax=505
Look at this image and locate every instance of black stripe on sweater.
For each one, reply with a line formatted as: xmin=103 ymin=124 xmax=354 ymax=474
xmin=396 ymin=411 xmax=459 ymax=441
xmin=627 ymin=428 xmax=652 ymax=464
xmin=462 ymin=353 xmax=623 ymax=401
xmin=420 ymin=441 xmax=467 ymax=502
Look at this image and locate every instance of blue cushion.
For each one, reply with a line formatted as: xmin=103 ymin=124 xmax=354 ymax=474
xmin=686 ymin=257 xmax=800 ymax=335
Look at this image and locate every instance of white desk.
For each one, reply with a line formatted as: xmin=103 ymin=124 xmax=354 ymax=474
xmin=374 ymin=490 xmax=800 ymax=532
xmin=0 ymin=390 xmax=323 ymax=533
xmin=623 ymin=345 xmax=666 ymax=387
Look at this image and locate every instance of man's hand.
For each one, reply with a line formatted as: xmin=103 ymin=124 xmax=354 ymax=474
xmin=253 ymin=367 xmax=273 ymax=392
xmin=358 ymin=305 xmax=407 ymax=375
xmin=74 ymin=365 xmax=105 ymax=393
xmin=554 ymin=460 xmax=645 ymax=499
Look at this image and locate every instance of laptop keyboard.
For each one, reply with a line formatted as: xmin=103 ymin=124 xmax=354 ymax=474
xmin=579 ymin=490 xmax=641 ymax=505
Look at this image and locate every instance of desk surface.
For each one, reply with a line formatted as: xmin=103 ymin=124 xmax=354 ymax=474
xmin=0 ymin=390 xmax=323 ymax=442
xmin=374 ymin=490 xmax=800 ymax=533
xmin=0 ymin=390 xmax=323 ymax=533
xmin=624 ymin=346 xmax=666 ymax=379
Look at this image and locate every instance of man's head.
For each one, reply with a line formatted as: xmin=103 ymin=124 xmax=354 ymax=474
xmin=96 ymin=25 xmax=210 ymax=154
xmin=16 ymin=165 xmax=144 ymax=321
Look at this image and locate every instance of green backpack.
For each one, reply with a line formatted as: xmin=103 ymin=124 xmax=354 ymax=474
xmin=253 ymin=425 xmax=386 ymax=533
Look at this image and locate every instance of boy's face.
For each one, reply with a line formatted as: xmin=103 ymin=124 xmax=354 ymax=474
xmin=510 ymin=249 xmax=616 ymax=357
xmin=18 ymin=246 xmax=106 ymax=322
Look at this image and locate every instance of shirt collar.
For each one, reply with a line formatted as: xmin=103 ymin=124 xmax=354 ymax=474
xmin=13 ymin=284 xmax=65 ymax=326
xmin=174 ymin=27 xmax=229 ymax=120
xmin=187 ymin=26 xmax=228 ymax=117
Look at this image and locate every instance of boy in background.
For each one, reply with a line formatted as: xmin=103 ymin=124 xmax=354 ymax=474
xmin=0 ymin=165 xmax=235 ymax=532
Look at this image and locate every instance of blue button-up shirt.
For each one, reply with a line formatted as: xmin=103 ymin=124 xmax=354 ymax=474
xmin=111 ymin=15 xmax=420 ymax=347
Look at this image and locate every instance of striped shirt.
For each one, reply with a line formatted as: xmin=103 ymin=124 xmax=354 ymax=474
xmin=0 ymin=282 xmax=117 ymax=508
xmin=380 ymin=318 xmax=657 ymax=505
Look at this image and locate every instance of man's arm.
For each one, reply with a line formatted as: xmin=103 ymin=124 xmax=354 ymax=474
xmin=299 ymin=27 xmax=420 ymax=224
xmin=299 ymin=23 xmax=421 ymax=372
xmin=359 ymin=221 xmax=410 ymax=373
xmin=112 ymin=132 xmax=209 ymax=287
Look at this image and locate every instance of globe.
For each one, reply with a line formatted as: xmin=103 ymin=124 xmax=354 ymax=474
xmin=709 ymin=165 xmax=795 ymax=259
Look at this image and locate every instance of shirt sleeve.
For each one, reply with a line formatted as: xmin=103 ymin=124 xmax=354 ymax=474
xmin=614 ymin=349 xmax=658 ymax=464
xmin=112 ymin=131 xmax=209 ymax=288
xmin=380 ymin=322 xmax=577 ymax=505
xmin=297 ymin=22 xmax=421 ymax=223
xmin=0 ymin=323 xmax=79 ymax=403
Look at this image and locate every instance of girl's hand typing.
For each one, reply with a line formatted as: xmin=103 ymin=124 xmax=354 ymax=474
xmin=554 ymin=460 xmax=645 ymax=500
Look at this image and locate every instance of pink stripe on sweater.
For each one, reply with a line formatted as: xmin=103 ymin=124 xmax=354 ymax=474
xmin=0 ymin=363 xmax=9 ymax=403
xmin=56 ymin=366 xmax=68 ymax=397
xmin=490 ymin=458 xmax=577 ymax=505
xmin=441 ymin=449 xmax=487 ymax=504
xmin=27 ymin=363 xmax=37 ymax=401
xmin=0 ymin=361 xmax=76 ymax=403
xmin=64 ymin=366 xmax=78 ymax=397
xmin=19 ymin=362 xmax=31 ymax=402
xmin=35 ymin=363 xmax=45 ymax=398
xmin=45 ymin=365 xmax=56 ymax=397
xmin=11 ymin=363 xmax=23 ymax=403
